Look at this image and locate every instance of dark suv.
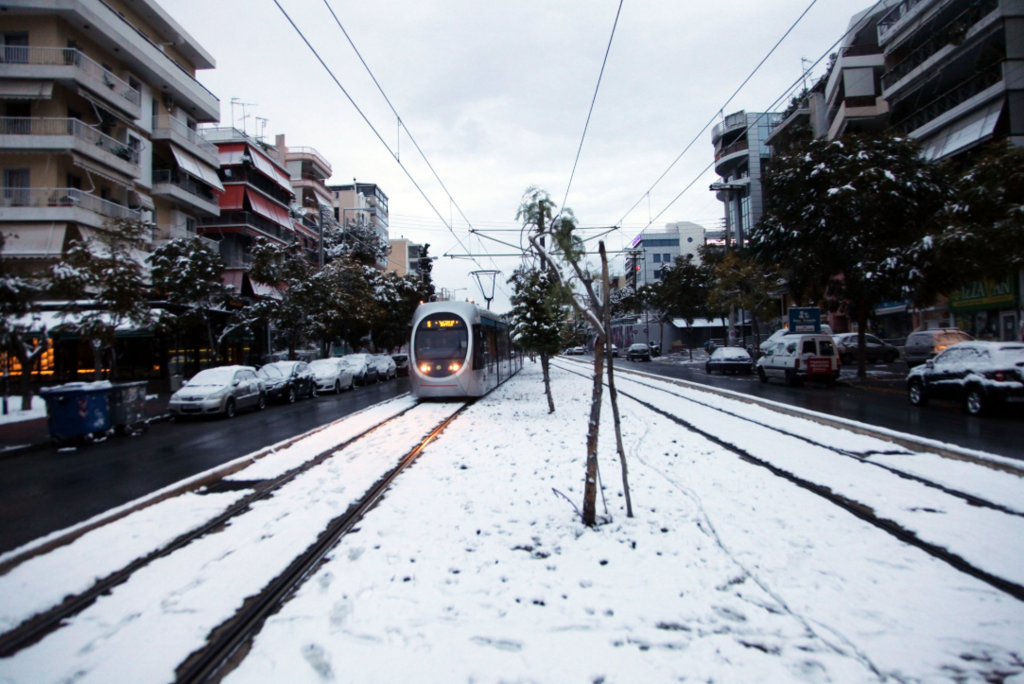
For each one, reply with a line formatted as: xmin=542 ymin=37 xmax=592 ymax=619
xmin=626 ymin=343 xmax=652 ymax=362
xmin=907 ymin=341 xmax=1024 ymax=415
xmin=903 ymin=329 xmax=973 ymax=368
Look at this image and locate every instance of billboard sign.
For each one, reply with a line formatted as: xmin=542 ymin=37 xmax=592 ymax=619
xmin=788 ymin=307 xmax=821 ymax=334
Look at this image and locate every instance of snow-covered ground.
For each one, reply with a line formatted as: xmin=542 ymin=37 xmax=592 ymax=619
xmin=0 ymin=396 xmax=45 ymax=426
xmin=0 ymin=363 xmax=1022 ymax=683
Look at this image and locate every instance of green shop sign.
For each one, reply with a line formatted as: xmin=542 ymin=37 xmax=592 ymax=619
xmin=949 ymin=274 xmax=1019 ymax=313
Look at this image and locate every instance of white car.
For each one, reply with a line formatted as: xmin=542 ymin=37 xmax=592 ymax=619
xmin=338 ymin=353 xmax=378 ymax=385
xmin=309 ymin=358 xmax=355 ymax=394
xmin=372 ymin=354 xmax=397 ymax=380
xmin=169 ymin=365 xmax=265 ymax=418
xmin=757 ymin=333 xmax=839 ymax=386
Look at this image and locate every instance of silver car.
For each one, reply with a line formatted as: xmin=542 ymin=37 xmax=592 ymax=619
xmin=169 ymin=365 xmax=265 ymax=418
xmin=372 ymin=354 xmax=397 ymax=380
xmin=309 ymin=358 xmax=355 ymax=394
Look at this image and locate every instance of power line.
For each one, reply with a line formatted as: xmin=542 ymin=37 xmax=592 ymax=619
xmin=560 ymin=0 xmax=624 ymax=215
xmin=320 ymin=0 xmax=510 ymax=298
xmin=271 ymin=0 xmax=512 ymax=300
xmin=615 ymin=0 xmax=823 ymax=231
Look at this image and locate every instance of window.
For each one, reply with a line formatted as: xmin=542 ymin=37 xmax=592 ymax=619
xmin=653 ymin=269 xmax=662 ymax=279
xmin=802 ymin=340 xmax=817 ymax=354
xmin=4 ymin=102 xmax=30 ymax=133
xmin=2 ymin=32 xmax=29 ymax=64
xmin=185 ymin=217 xmax=196 ymax=235
xmin=653 ymin=253 xmax=661 ymax=263
xmin=66 ymin=173 xmax=82 ymax=190
xmin=3 ymin=168 xmax=30 ymax=206
xmin=663 ymin=253 xmax=671 ymax=262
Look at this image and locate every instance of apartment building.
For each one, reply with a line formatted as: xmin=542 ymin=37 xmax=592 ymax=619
xmin=197 ymin=126 xmax=295 ymax=295
xmin=387 ymin=238 xmax=427 ymax=279
xmin=625 ymin=221 xmax=705 ymax=289
xmin=0 ymin=0 xmax=221 ymax=275
xmin=328 ymin=181 xmax=389 ymax=269
xmin=880 ymin=0 xmax=1022 ymax=159
xmin=708 ymin=110 xmax=784 ymax=248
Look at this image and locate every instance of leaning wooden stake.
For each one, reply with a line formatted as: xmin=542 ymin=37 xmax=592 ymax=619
xmin=584 ymin=328 xmax=604 ymax=526
xmin=600 ymin=242 xmax=633 ymax=518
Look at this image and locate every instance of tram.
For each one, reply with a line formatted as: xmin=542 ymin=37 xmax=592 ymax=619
xmin=410 ymin=301 xmax=522 ymax=399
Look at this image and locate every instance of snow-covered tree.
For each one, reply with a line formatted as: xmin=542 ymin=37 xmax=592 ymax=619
xmin=508 ymin=266 xmax=565 ymax=413
xmin=49 ymin=217 xmax=155 ymax=380
xmin=657 ymin=253 xmax=712 ymax=358
xmin=0 ymin=233 xmax=48 ymax=410
xmin=147 ymin=237 xmax=230 ymax=363
xmin=706 ymin=250 xmax=778 ymax=350
xmin=752 ymin=135 xmax=946 ymax=378
xmin=370 ymin=268 xmax=424 ymax=352
xmin=245 ymin=238 xmax=316 ymax=358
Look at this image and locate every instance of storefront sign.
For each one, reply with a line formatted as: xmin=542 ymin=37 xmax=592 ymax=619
xmin=788 ymin=307 xmax=821 ymax=333
xmin=949 ymin=274 xmax=1019 ymax=313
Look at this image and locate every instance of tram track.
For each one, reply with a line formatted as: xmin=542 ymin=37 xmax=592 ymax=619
xmin=174 ymin=403 xmax=469 ymax=684
xmin=552 ymin=359 xmax=1024 ymax=603
xmin=0 ymin=399 xmax=462 ymax=662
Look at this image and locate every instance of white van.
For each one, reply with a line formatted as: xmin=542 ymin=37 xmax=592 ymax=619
xmin=757 ymin=333 xmax=839 ymax=386
xmin=759 ymin=324 xmax=834 ymax=353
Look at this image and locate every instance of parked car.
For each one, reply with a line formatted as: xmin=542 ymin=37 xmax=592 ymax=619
xmin=392 ymin=354 xmax=410 ymax=377
xmin=903 ymin=329 xmax=974 ymax=368
xmin=571 ymin=346 xmax=586 ymax=355
xmin=832 ymin=333 xmax=900 ymax=365
xmin=706 ymin=346 xmax=754 ymax=374
xmin=757 ymin=333 xmax=839 ymax=386
xmin=373 ymin=354 xmax=397 ymax=380
xmin=648 ymin=341 xmax=661 ymax=357
xmin=169 ymin=365 xmax=265 ymax=418
xmin=309 ymin=358 xmax=355 ymax=394
xmin=258 ymin=361 xmax=317 ymax=403
xmin=626 ymin=343 xmax=652 ymax=362
xmin=759 ymin=324 xmax=834 ymax=354
xmin=338 ymin=353 xmax=379 ymax=385
xmin=602 ymin=344 xmax=619 ymax=357
xmin=907 ymin=341 xmax=1024 ymax=415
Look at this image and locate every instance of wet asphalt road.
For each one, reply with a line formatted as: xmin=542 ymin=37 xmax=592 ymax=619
xmin=586 ymin=355 xmax=1023 ymax=462
xmin=0 ymin=378 xmax=410 ymax=555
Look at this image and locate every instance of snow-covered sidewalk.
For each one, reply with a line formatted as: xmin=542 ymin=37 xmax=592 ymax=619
xmin=1 ymin=363 xmax=1022 ymax=683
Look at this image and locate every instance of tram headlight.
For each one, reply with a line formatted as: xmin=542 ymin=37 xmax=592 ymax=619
xmin=419 ymin=363 xmax=431 ymax=373
xmin=448 ymin=362 xmax=460 ymax=372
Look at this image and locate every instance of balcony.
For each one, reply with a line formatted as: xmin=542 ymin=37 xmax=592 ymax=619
xmin=152 ymin=170 xmax=220 ymax=216
xmin=888 ymin=59 xmax=1003 ymax=135
xmin=0 ymin=188 xmax=142 ymax=228
xmin=714 ymin=137 xmax=749 ymax=177
xmin=711 ymin=112 xmax=750 ymax=142
xmin=0 ymin=117 xmax=141 ymax=178
xmin=151 ymin=116 xmax=219 ymax=167
xmin=880 ymin=0 xmax=999 ymax=94
xmin=198 ymin=212 xmax=297 ymax=245
xmin=877 ymin=0 xmax=931 ymax=43
xmin=287 ymin=146 xmax=332 ymax=178
xmin=0 ymin=47 xmax=141 ymax=119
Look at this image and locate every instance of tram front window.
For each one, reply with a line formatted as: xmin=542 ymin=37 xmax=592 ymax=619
xmin=415 ymin=314 xmax=468 ymax=376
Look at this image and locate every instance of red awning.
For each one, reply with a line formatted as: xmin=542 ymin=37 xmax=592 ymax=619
xmin=219 ymin=185 xmax=245 ymax=211
xmin=248 ymin=146 xmax=294 ymax=195
xmin=218 ymin=142 xmax=248 ymax=167
xmin=247 ymin=191 xmax=291 ymax=229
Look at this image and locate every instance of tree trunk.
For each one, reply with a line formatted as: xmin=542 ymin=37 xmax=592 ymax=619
xmin=601 ymin=244 xmax=632 ymax=518
xmin=583 ymin=331 xmax=604 ymax=527
xmin=540 ymin=351 xmax=555 ymax=414
xmin=93 ymin=342 xmax=103 ymax=382
xmin=857 ymin=306 xmax=868 ymax=380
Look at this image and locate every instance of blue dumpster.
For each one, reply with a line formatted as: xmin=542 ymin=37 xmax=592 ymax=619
xmin=39 ymin=381 xmax=112 ymax=444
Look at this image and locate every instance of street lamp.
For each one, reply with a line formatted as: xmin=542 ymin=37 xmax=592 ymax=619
xmin=452 ymin=287 xmax=467 ymax=301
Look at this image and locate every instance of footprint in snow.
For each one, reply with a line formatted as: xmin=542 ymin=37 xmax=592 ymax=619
xmin=301 ymin=643 xmax=335 ymax=680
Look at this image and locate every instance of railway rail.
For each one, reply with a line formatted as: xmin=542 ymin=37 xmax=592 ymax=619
xmin=553 ymin=358 xmax=1024 ymax=602
xmin=0 ymin=398 xmax=469 ymax=679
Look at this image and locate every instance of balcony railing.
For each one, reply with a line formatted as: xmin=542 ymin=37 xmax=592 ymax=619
xmin=151 ymin=116 xmax=218 ymax=157
xmin=96 ymin=0 xmax=219 ymax=105
xmin=0 ymin=188 xmax=142 ymax=221
xmin=715 ymin=137 xmax=749 ymax=161
xmin=153 ymin=169 xmax=217 ymax=203
xmin=889 ymin=60 xmax=1002 ymax=134
xmin=0 ymin=117 xmax=140 ymax=164
xmin=841 ymin=44 xmax=884 ymax=57
xmin=0 ymin=46 xmax=141 ymax=107
xmin=287 ymin=146 xmax=332 ymax=172
xmin=881 ymin=0 xmax=998 ymax=91
xmin=711 ymin=112 xmax=750 ymax=140
xmin=198 ymin=212 xmax=296 ymax=244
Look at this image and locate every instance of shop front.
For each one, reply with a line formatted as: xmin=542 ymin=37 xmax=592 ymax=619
xmin=949 ymin=274 xmax=1020 ymax=342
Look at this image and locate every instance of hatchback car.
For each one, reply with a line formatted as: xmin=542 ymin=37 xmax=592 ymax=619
xmin=338 ymin=353 xmax=379 ymax=385
xmin=706 ymin=346 xmax=754 ymax=374
xmin=757 ymin=333 xmax=839 ymax=386
xmin=907 ymin=341 xmax=1024 ymax=415
xmin=309 ymin=358 xmax=355 ymax=394
xmin=626 ymin=343 xmax=652 ymax=362
xmin=832 ymin=333 xmax=900 ymax=365
xmin=903 ymin=329 xmax=974 ymax=367
xmin=169 ymin=365 xmax=265 ymax=418
xmin=392 ymin=354 xmax=410 ymax=377
xmin=372 ymin=354 xmax=397 ymax=380
xmin=258 ymin=361 xmax=317 ymax=403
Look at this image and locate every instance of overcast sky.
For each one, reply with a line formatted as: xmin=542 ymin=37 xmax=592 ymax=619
xmin=172 ymin=0 xmax=863 ymax=310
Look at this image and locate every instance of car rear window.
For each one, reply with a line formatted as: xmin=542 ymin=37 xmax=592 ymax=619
xmin=819 ymin=340 xmax=835 ymax=356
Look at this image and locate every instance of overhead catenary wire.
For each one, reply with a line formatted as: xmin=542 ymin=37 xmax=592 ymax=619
xmin=271 ymin=0 xmax=511 ymax=299
xmin=559 ymin=0 xmax=624 ymax=216
xmin=319 ymin=0 xmax=510 ymax=297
